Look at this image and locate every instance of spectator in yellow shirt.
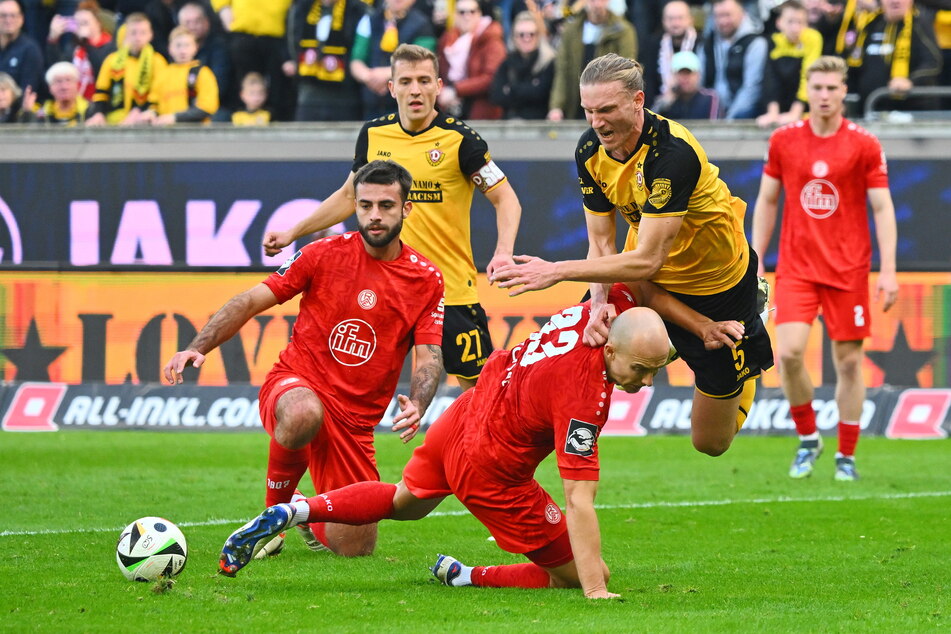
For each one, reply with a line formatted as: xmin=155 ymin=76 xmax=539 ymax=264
xmin=86 ymin=13 xmax=167 ymax=126
xmin=231 ymin=71 xmax=270 ymax=125
xmin=146 ymin=26 xmax=219 ymax=125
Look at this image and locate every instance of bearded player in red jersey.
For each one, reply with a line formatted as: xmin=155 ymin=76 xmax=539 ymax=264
xmin=218 ymin=284 xmax=743 ymax=598
xmin=164 ymin=160 xmax=445 ymax=556
xmin=752 ymin=56 xmax=899 ymax=482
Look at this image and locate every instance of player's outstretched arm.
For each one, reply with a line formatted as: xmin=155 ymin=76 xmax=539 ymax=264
xmin=483 ymin=180 xmax=522 ymax=283
xmin=632 ymin=281 xmax=743 ymax=350
xmin=262 ymin=172 xmax=358 ymax=256
xmin=868 ymin=187 xmax=899 ymax=311
xmin=392 ymin=344 xmax=444 ymax=443
xmin=562 ymin=478 xmax=619 ymax=599
xmin=163 ymin=284 xmax=279 ymax=384
xmin=583 ymin=212 xmax=619 ymax=346
xmin=751 ymin=173 xmax=782 ymax=277
xmin=494 ymin=215 xmax=680 ymax=296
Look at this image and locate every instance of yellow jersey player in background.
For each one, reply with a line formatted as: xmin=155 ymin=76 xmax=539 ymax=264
xmin=264 ymin=44 xmax=521 ymax=390
xmin=495 ymin=54 xmax=773 ymax=457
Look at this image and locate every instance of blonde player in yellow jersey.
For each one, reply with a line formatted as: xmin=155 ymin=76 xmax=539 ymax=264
xmin=495 ymin=54 xmax=773 ymax=457
xmin=263 ymin=44 xmax=521 ymax=390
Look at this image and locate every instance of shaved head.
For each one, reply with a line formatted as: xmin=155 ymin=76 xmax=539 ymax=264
xmin=604 ymin=307 xmax=671 ymax=393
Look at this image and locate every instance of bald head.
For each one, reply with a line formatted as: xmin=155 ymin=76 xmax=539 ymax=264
xmin=603 ymin=307 xmax=671 ymax=393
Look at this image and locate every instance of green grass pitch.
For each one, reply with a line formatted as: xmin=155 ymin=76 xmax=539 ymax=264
xmin=1 ymin=431 xmax=948 ymax=632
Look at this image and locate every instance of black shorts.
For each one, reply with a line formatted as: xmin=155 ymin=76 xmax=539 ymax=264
xmin=665 ymin=249 xmax=774 ymax=398
xmin=442 ymin=303 xmax=494 ymax=379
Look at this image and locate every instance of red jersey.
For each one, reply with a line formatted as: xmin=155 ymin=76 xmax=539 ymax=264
xmin=461 ymin=285 xmax=637 ymax=484
xmin=262 ymin=233 xmax=444 ymax=430
xmin=763 ymin=118 xmax=889 ymax=289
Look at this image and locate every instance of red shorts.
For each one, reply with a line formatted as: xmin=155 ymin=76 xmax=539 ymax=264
xmin=259 ymin=370 xmax=379 ymax=492
xmin=402 ymin=391 xmax=572 ymax=565
xmin=775 ymin=276 xmax=871 ymax=341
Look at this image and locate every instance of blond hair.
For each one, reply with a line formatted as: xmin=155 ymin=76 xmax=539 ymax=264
xmin=390 ymin=43 xmax=439 ymax=76
xmin=806 ymin=55 xmax=848 ymax=82
xmin=580 ymin=53 xmax=644 ymax=94
xmin=0 ymin=72 xmax=22 ymax=100
xmin=241 ymin=72 xmax=267 ymax=91
xmin=168 ymin=25 xmax=196 ymax=45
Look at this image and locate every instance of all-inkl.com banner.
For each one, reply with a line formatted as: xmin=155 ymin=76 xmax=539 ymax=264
xmin=1 ymin=382 xmax=948 ymax=439
xmin=0 ymin=271 xmax=949 ymax=389
xmin=0 ymin=160 xmax=949 ymax=271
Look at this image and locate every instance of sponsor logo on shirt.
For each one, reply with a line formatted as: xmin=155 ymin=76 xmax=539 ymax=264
xmin=409 ymin=178 xmax=443 ymax=203
xmin=276 ymin=249 xmax=303 ymax=276
xmin=800 ymin=179 xmax=839 ymax=219
xmin=647 ymin=178 xmax=672 ymax=208
xmin=811 ymin=160 xmax=829 ymax=178
xmin=329 ymin=319 xmax=377 ymax=366
xmin=279 ymin=377 xmax=300 ymax=387
xmin=357 ymin=289 xmax=377 ymax=310
xmin=564 ymin=418 xmax=598 ymax=457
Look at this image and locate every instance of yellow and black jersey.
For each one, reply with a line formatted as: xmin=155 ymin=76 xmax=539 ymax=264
xmin=232 ymin=109 xmax=271 ymax=126
xmin=38 ymin=96 xmax=89 ymax=126
xmin=353 ymin=111 xmax=504 ymax=305
xmin=149 ymin=61 xmax=219 ymax=119
xmin=576 ymin=109 xmax=748 ymax=295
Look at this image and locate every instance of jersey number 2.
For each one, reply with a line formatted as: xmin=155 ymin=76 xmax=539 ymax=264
xmin=520 ymin=306 xmax=584 ymax=366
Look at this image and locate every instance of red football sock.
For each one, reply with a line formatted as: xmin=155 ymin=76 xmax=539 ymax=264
xmin=308 ymin=522 xmax=329 ymax=549
xmin=305 ymin=481 xmax=397 ymax=525
xmin=790 ymin=402 xmax=817 ymax=437
xmin=838 ymin=421 xmax=860 ymax=456
xmin=265 ymin=439 xmax=309 ymax=507
xmin=471 ymin=564 xmax=551 ymax=589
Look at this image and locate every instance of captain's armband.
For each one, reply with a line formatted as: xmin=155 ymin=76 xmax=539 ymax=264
xmin=472 ymin=160 xmax=506 ymax=193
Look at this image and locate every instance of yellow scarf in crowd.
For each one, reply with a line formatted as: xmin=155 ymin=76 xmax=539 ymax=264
xmin=109 ymin=43 xmax=156 ymax=110
xmin=850 ymin=8 xmax=915 ymax=79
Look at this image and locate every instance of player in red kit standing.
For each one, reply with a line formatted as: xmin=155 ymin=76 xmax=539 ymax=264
xmin=752 ymin=56 xmax=899 ymax=481
xmin=164 ymin=160 xmax=445 ymax=556
xmin=218 ymin=284 xmax=744 ymax=598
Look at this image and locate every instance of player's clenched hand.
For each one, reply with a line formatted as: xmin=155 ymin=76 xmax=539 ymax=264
xmin=262 ymin=230 xmax=293 ymax=257
xmin=486 ymin=253 xmax=515 ymax=285
xmin=583 ymin=303 xmax=616 ymax=347
xmin=163 ymin=350 xmax=205 ymax=385
xmin=391 ymin=394 xmax=421 ymax=443
xmin=494 ymin=255 xmax=560 ymax=296
xmin=699 ymin=320 xmax=744 ymax=350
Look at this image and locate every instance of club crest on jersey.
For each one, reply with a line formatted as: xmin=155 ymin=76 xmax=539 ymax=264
xmin=426 ymin=148 xmax=445 ymax=167
xmin=276 ymin=250 xmax=303 ymax=276
xmin=800 ymin=179 xmax=839 ymax=219
xmin=357 ymin=289 xmax=377 ymax=310
xmin=329 ymin=319 xmax=377 ymax=366
xmin=544 ymin=503 xmax=562 ymax=525
xmin=564 ymin=419 xmax=598 ymax=457
xmin=635 ymin=171 xmax=644 ymax=189
xmin=647 ymin=178 xmax=672 ymax=208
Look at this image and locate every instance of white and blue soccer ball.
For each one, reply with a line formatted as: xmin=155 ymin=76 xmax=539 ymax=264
xmin=116 ymin=517 xmax=188 ymax=581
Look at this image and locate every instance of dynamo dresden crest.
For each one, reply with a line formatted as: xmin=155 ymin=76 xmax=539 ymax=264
xmin=426 ymin=148 xmax=445 ymax=167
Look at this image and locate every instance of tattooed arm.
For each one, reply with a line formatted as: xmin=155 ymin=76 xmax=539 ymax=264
xmin=163 ymin=284 xmax=279 ymax=384
xmin=392 ymin=343 xmax=444 ymax=443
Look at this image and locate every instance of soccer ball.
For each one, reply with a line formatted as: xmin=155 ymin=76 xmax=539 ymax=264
xmin=116 ymin=517 xmax=188 ymax=582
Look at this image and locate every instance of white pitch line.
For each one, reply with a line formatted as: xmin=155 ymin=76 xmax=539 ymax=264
xmin=2 ymin=490 xmax=949 ymax=538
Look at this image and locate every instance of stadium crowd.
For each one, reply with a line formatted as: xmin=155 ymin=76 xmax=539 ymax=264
xmin=0 ymin=0 xmax=948 ymax=125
